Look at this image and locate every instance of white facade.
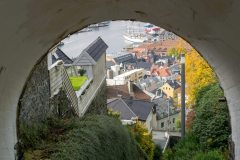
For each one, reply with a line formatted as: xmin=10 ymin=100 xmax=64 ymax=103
xmin=107 ymin=69 xmax=144 ymax=86
xmin=145 ymin=111 xmax=157 ymax=133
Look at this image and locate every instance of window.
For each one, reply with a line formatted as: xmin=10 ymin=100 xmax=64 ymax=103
xmin=161 ymin=122 xmax=164 ymax=128
xmin=173 ymin=118 xmax=175 ymax=123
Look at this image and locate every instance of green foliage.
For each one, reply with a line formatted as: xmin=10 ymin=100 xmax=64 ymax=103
xmin=50 ymin=88 xmax=74 ymax=118
xmin=51 ymin=115 xmax=142 ymax=160
xmin=69 ymin=76 xmax=87 ymax=91
xmin=167 ymin=48 xmax=187 ymax=59
xmin=162 ymin=133 xmax=225 ymax=160
xmin=175 ymin=117 xmax=181 ymax=131
xmin=107 ymin=108 xmax=120 ymax=118
xmin=163 ymin=148 xmax=174 ymax=160
xmin=153 ymin=145 xmax=162 ymax=160
xmin=163 ymin=83 xmax=230 ymax=160
xmin=78 ymin=68 xmax=86 ymax=76
xmin=174 ymin=134 xmax=200 ymax=159
xmin=19 ymin=122 xmax=49 ymax=150
xmin=192 ymin=150 xmax=225 ymax=160
xmin=163 ymin=133 xmax=200 ymax=160
xmin=19 ymin=117 xmax=77 ymax=151
xmin=127 ymin=122 xmax=155 ymax=160
xmin=192 ymin=83 xmax=231 ymax=150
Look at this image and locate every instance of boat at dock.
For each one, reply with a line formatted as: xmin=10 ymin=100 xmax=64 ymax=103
xmin=78 ymin=27 xmax=92 ymax=33
xmin=123 ymin=33 xmax=147 ymax=43
xmin=88 ymin=21 xmax=111 ymax=28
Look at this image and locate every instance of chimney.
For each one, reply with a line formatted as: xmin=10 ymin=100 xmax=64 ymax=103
xmin=128 ymin=80 xmax=134 ymax=96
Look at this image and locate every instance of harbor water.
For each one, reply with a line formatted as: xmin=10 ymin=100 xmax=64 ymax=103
xmin=61 ymin=21 xmax=147 ymax=58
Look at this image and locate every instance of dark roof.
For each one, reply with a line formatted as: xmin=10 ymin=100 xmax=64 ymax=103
xmin=113 ymin=53 xmax=135 ymax=64
xmin=107 ymin=98 xmax=136 ymax=120
xmin=107 ymin=98 xmax=154 ymax=121
xmin=106 ymin=60 xmax=115 ymax=69
xmin=157 ymin=110 xmax=181 ymax=120
xmin=52 ymin=48 xmax=73 ymax=64
xmin=84 ymin=37 xmax=108 ymax=61
xmin=129 ymin=61 xmax=152 ymax=70
xmin=106 ymin=84 xmax=151 ymax=101
xmin=72 ymin=51 xmax=96 ymax=66
xmin=123 ymin=99 xmax=154 ymax=121
xmin=166 ymin=80 xmax=180 ymax=89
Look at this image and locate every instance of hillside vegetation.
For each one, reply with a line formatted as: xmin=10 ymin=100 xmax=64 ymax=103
xmin=20 ymin=115 xmax=145 ymax=160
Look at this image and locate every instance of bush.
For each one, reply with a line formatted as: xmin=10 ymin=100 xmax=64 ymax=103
xmin=163 ymin=83 xmax=231 ymax=160
xmin=78 ymin=68 xmax=86 ymax=76
xmin=192 ymin=83 xmax=231 ymax=150
xmin=127 ymin=122 xmax=155 ymax=160
xmin=19 ymin=122 xmax=49 ymax=150
xmin=153 ymin=145 xmax=162 ymax=160
xmin=193 ymin=150 xmax=225 ymax=160
xmin=51 ymin=115 xmax=142 ymax=160
xmin=163 ymin=148 xmax=174 ymax=160
xmin=165 ymin=133 xmax=200 ymax=160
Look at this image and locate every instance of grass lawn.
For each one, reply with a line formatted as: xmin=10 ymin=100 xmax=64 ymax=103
xmin=69 ymin=76 xmax=87 ymax=91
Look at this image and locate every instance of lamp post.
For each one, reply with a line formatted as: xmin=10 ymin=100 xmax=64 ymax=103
xmin=181 ymin=54 xmax=186 ymax=138
xmin=167 ymin=98 xmax=170 ymax=133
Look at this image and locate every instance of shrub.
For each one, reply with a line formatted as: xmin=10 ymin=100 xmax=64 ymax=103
xmin=19 ymin=121 xmax=49 ymax=151
xmin=51 ymin=115 xmax=142 ymax=160
xmin=78 ymin=68 xmax=86 ymax=76
xmin=171 ymin=133 xmax=200 ymax=160
xmin=127 ymin=122 xmax=155 ymax=160
xmin=163 ymin=148 xmax=174 ymax=160
xmin=193 ymin=150 xmax=225 ymax=160
xmin=153 ymin=145 xmax=162 ymax=160
xmin=192 ymin=83 xmax=231 ymax=150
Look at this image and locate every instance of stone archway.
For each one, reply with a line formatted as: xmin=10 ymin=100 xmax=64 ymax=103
xmin=0 ymin=0 xmax=240 ymax=159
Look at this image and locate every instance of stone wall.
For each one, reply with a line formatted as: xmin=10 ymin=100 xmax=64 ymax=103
xmin=18 ymin=56 xmax=50 ymax=125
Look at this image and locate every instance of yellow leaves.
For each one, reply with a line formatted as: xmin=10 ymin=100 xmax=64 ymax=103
xmin=185 ymin=49 xmax=216 ymax=106
xmin=167 ymin=38 xmax=216 ymax=106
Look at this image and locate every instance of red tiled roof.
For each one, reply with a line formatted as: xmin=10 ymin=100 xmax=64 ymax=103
xmin=150 ymin=65 xmax=171 ymax=77
xmin=130 ymin=38 xmax=193 ymax=56
xmin=158 ymin=67 xmax=171 ymax=77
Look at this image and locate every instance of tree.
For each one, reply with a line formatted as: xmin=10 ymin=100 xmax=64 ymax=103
xmin=167 ymin=47 xmax=186 ymax=59
xmin=191 ymin=83 xmax=231 ymax=150
xmin=167 ymin=39 xmax=216 ymax=106
xmin=185 ymin=49 xmax=216 ymax=106
xmin=127 ymin=122 xmax=155 ymax=159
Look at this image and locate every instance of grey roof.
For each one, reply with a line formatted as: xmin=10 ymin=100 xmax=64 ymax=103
xmin=124 ymin=99 xmax=154 ymax=121
xmin=72 ymin=51 xmax=96 ymax=66
xmin=169 ymin=64 xmax=180 ymax=74
xmin=157 ymin=110 xmax=181 ymax=120
xmin=106 ymin=60 xmax=115 ymax=69
xmin=84 ymin=37 xmax=108 ymax=61
xmin=52 ymin=48 xmax=73 ymax=64
xmin=107 ymin=98 xmax=137 ymax=120
xmin=113 ymin=53 xmax=135 ymax=64
xmin=107 ymin=98 xmax=154 ymax=121
xmin=129 ymin=61 xmax=152 ymax=70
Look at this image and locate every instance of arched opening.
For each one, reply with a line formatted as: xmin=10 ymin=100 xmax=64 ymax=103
xmin=0 ymin=1 xmax=240 ymax=159
xmin=16 ymin=20 xmax=231 ymax=159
